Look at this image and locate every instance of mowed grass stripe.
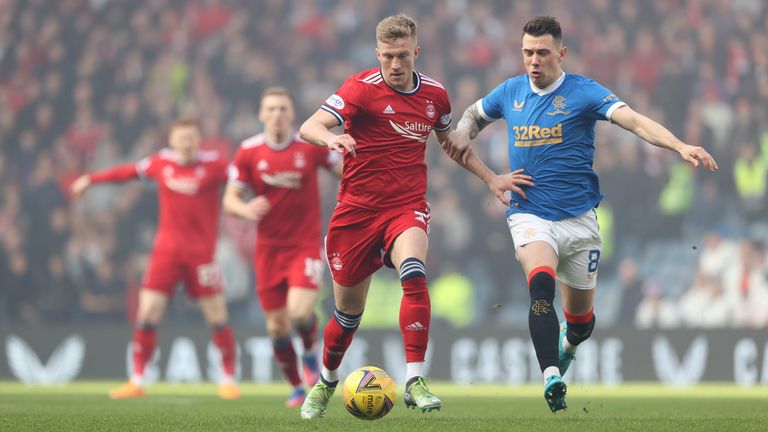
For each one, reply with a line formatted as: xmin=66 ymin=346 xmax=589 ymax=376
xmin=1 ymin=382 xmax=766 ymax=432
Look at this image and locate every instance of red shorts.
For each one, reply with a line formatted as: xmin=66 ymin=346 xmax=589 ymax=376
xmin=254 ymin=243 xmax=323 ymax=311
xmin=143 ymin=253 xmax=222 ymax=299
xmin=325 ymin=201 xmax=430 ymax=286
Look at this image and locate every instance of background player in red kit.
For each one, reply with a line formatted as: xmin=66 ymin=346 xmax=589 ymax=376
xmin=223 ymin=87 xmax=341 ymax=407
xmin=297 ymin=14 xmax=452 ymax=419
xmin=71 ymin=120 xmax=239 ymax=400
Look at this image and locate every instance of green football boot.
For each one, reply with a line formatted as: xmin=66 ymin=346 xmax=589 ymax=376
xmin=404 ymin=376 xmax=442 ymax=412
xmin=300 ymin=380 xmax=336 ymax=419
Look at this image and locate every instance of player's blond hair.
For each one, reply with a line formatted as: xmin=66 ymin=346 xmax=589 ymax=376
xmin=376 ymin=14 xmax=417 ymax=43
xmin=260 ymin=86 xmax=293 ymax=103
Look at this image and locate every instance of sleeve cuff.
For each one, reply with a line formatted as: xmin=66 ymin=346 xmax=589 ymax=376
xmin=320 ymin=105 xmax=344 ymax=126
xmin=606 ymin=101 xmax=627 ymax=121
xmin=476 ymin=99 xmax=497 ymax=122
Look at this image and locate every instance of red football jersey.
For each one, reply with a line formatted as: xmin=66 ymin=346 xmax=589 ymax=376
xmin=228 ymin=133 xmax=338 ymax=246
xmin=321 ymin=68 xmax=451 ymax=210
xmin=90 ymin=149 xmax=228 ymax=258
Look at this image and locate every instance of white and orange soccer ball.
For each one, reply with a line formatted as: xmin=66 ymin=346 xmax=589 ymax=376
xmin=342 ymin=366 xmax=396 ymax=420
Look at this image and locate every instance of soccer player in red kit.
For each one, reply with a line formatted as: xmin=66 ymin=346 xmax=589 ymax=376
xmin=71 ymin=120 xmax=240 ymax=400
xmin=297 ymin=14 xmax=452 ymax=419
xmin=223 ymin=87 xmax=341 ymax=407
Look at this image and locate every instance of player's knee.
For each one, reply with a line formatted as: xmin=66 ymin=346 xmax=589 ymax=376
xmin=137 ymin=309 xmax=163 ymax=325
xmin=399 ymin=257 xmax=426 ymax=282
xmin=287 ymin=302 xmax=313 ymax=323
xmin=289 ymin=313 xmax=315 ymax=331
xmin=266 ymin=314 xmax=291 ymax=338
xmin=566 ymin=314 xmax=596 ymax=346
xmin=529 ymin=266 xmax=556 ymax=303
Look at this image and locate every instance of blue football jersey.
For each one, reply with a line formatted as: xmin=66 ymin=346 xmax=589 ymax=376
xmin=479 ymin=73 xmax=625 ymax=221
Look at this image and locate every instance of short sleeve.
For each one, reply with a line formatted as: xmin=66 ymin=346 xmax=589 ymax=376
xmin=479 ymin=80 xmax=509 ymax=121
xmin=228 ymin=149 xmax=252 ymax=190
xmin=433 ymin=89 xmax=452 ymax=132
xmin=136 ymin=155 xmax=159 ymax=179
xmin=583 ymin=80 xmax=626 ymax=121
xmin=320 ymin=77 xmax=367 ymax=126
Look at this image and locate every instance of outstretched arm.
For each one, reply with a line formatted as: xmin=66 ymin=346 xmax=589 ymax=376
xmin=441 ymin=100 xmax=495 ymax=163
xmin=70 ymin=164 xmax=140 ymax=198
xmin=300 ymin=109 xmax=357 ymax=157
xmin=433 ymin=129 xmax=533 ymax=206
xmin=611 ymin=105 xmax=718 ymax=171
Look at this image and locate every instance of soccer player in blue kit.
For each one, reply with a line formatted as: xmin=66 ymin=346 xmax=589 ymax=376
xmin=443 ymin=16 xmax=718 ymax=412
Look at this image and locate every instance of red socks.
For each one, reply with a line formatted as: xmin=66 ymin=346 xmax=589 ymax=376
xmin=400 ymin=277 xmax=430 ymax=363
xmin=212 ymin=324 xmax=236 ymax=378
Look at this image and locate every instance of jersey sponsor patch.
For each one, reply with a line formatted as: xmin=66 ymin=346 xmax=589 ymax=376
xmin=325 ymin=94 xmax=345 ymax=110
xmin=388 ymin=120 xmax=431 ymax=143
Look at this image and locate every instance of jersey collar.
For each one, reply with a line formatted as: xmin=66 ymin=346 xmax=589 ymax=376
xmin=263 ymin=131 xmax=295 ymax=151
xmin=382 ymin=69 xmax=421 ymax=95
xmin=529 ymin=71 xmax=566 ymax=96
xmin=164 ymin=148 xmax=200 ymax=165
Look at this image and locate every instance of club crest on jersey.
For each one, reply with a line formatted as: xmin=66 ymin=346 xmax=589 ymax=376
xmin=547 ymin=95 xmax=572 ymax=116
xmin=425 ymin=102 xmax=436 ymax=119
xmin=325 ymin=94 xmax=345 ymax=110
xmin=256 ymin=159 xmax=269 ymax=170
xmin=330 ymin=253 xmax=343 ymax=271
xmin=294 ymin=151 xmax=306 ymax=168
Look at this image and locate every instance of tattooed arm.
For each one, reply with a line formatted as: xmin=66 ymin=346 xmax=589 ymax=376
xmin=441 ymin=100 xmax=494 ymax=163
xmin=440 ymin=101 xmax=532 ymax=206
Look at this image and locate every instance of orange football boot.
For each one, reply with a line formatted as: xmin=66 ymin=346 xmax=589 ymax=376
xmin=219 ymin=383 xmax=241 ymax=400
xmin=109 ymin=382 xmax=145 ymax=399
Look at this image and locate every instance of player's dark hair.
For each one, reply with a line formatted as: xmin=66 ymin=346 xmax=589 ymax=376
xmin=523 ymin=16 xmax=563 ymax=46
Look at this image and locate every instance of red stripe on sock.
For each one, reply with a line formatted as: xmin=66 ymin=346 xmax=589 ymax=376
xmin=564 ymin=308 xmax=594 ymax=324
xmin=528 ymin=266 xmax=555 ymax=287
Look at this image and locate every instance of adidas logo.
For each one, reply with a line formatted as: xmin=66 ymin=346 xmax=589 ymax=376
xmin=404 ymin=322 xmax=427 ymax=331
xmin=383 ymin=104 xmax=396 ymax=114
xmin=256 ymin=160 xmax=268 ymax=170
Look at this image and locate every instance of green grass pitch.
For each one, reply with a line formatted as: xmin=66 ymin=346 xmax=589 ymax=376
xmin=1 ymin=382 xmax=766 ymax=431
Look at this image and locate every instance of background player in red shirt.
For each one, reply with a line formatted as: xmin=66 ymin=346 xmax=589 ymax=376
xmin=223 ymin=87 xmax=341 ymax=407
xmin=71 ymin=120 xmax=240 ymax=400
xmin=297 ymin=14 xmax=455 ymax=419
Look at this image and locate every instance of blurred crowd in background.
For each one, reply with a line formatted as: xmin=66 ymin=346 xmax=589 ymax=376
xmin=1 ymin=0 xmax=766 ymax=329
